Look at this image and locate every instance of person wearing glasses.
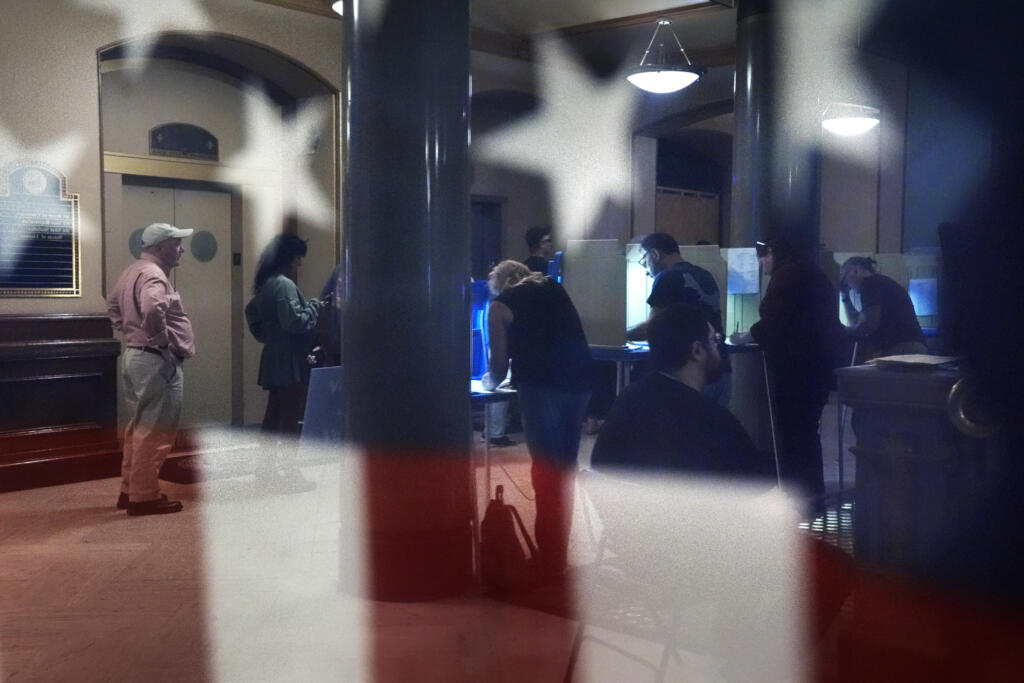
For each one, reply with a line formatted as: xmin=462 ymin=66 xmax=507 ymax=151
xmin=523 ymin=225 xmax=554 ymax=274
xmin=730 ymin=238 xmax=845 ymax=507
xmin=626 ymin=232 xmax=730 ymax=407
xmin=592 ymin=303 xmax=771 ymax=479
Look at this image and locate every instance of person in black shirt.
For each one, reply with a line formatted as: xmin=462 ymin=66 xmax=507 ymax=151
xmin=730 ymin=238 xmax=845 ymax=503
xmin=522 ymin=225 xmax=553 ymax=274
xmin=626 ymin=232 xmax=731 ymax=407
xmin=593 ymin=303 xmax=773 ymax=480
xmin=484 ymin=260 xmax=592 ymax=576
xmin=840 ymin=256 xmax=927 ymax=360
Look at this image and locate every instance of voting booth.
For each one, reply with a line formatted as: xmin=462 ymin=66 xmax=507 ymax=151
xmin=562 ymin=239 xmax=628 ymax=348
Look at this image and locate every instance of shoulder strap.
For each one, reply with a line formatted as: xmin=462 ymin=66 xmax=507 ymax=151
xmin=507 ymin=504 xmax=538 ymax=558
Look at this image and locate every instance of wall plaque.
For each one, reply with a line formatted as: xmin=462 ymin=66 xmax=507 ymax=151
xmin=0 ymin=162 xmax=81 ymax=297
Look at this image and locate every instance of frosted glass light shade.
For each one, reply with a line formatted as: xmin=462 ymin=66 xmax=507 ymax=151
xmin=822 ymin=102 xmax=880 ymax=136
xmin=627 ymin=69 xmax=701 ymax=94
xmin=822 ymin=116 xmax=879 ymax=136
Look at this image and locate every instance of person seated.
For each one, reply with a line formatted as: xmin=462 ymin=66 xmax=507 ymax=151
xmin=840 ymin=256 xmax=927 ymax=360
xmin=592 ymin=303 xmax=774 ymax=480
xmin=626 ymin=232 xmax=731 ymax=408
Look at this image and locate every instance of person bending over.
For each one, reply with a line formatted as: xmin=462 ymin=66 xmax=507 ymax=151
xmin=484 ymin=260 xmax=592 ymax=577
xmin=840 ymin=256 xmax=927 ymax=360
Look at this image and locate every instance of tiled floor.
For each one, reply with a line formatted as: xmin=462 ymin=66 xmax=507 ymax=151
xmin=0 ymin=394 xmax=853 ymax=682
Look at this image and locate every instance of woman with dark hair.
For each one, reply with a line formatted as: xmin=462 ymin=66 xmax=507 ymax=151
xmin=245 ymin=233 xmax=325 ymax=485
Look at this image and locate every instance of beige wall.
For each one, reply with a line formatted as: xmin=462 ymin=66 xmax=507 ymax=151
xmin=100 ymin=61 xmax=249 ymax=159
xmin=0 ymin=0 xmax=342 ymax=316
xmin=819 ymin=52 xmax=907 ymax=253
xmin=470 ymin=164 xmax=552 ymax=262
xmin=97 ymin=57 xmax=337 ymax=426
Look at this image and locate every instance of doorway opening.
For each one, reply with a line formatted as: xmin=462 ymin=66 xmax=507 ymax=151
xmin=471 ymin=196 xmax=505 ymax=281
xmin=98 ymin=33 xmax=339 ymax=433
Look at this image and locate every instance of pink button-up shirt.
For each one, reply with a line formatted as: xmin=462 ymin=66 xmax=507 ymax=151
xmin=107 ymin=252 xmax=195 ymax=359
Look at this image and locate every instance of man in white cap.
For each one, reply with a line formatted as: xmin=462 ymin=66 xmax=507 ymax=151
xmin=107 ymin=222 xmax=195 ymax=516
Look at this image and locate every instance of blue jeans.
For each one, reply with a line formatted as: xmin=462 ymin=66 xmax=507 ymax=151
xmin=516 ymin=383 xmax=589 ymax=571
xmin=516 ymin=384 xmax=590 ymax=468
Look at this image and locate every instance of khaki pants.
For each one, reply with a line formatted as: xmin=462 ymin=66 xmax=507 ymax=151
xmin=120 ymin=348 xmax=183 ymax=502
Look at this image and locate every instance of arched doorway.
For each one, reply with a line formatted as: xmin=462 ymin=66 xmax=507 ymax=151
xmin=98 ymin=33 xmax=339 ymax=433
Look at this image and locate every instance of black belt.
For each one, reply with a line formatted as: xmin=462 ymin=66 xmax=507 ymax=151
xmin=128 ymin=345 xmax=184 ymax=361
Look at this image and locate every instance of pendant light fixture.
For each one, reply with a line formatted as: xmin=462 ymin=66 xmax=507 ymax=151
xmin=330 ymin=1 xmax=344 ymax=15
xmin=627 ymin=18 xmax=705 ymax=94
xmin=821 ymin=101 xmax=880 ymax=136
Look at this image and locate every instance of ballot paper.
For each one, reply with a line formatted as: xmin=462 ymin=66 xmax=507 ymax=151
xmin=871 ymin=354 xmax=958 ymax=368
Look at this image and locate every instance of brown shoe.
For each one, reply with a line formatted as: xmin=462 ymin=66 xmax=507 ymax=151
xmin=127 ymin=498 xmax=182 ymax=516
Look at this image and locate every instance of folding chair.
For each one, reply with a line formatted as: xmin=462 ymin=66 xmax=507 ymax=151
xmin=566 ymin=471 xmax=797 ymax=682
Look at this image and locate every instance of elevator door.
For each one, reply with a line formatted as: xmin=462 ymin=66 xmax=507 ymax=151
xmin=105 ymin=176 xmax=235 ymax=429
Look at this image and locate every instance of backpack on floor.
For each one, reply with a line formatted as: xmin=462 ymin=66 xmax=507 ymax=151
xmin=480 ymin=484 xmax=537 ymax=591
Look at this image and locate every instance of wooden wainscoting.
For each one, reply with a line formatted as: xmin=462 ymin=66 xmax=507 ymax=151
xmin=0 ymin=314 xmax=122 ymax=491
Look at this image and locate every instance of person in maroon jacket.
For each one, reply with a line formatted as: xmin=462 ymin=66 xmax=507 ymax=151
xmin=731 ymin=238 xmax=845 ymax=506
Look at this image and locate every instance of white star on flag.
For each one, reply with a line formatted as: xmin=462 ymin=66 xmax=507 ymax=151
xmin=218 ymin=86 xmax=333 ymax=239
xmin=474 ymin=36 xmax=639 ymax=240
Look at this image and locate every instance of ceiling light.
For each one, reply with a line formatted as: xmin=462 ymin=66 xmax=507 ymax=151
xmin=331 ymin=1 xmax=344 ymax=15
xmin=821 ymin=102 xmax=880 ymax=136
xmin=627 ymin=18 xmax=705 ymax=94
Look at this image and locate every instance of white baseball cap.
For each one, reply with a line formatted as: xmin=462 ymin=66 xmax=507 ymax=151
xmin=141 ymin=222 xmax=194 ymax=247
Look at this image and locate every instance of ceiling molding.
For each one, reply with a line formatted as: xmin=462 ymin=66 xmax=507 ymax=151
xmin=636 ymin=98 xmax=734 ymax=138
xmin=688 ymin=43 xmax=736 ymax=68
xmin=548 ymin=2 xmax=725 ymax=38
xmin=251 ymin=0 xmax=341 ymax=20
xmin=246 ymin=1 xmax=733 ymax=67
